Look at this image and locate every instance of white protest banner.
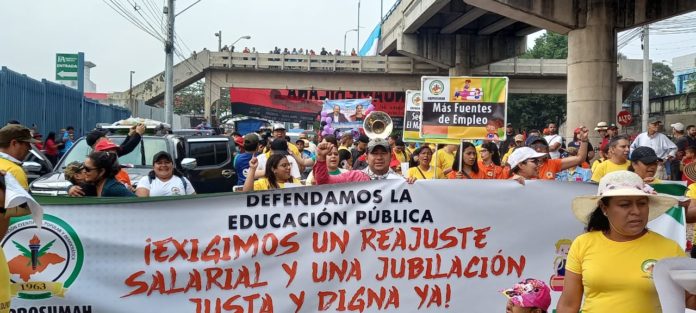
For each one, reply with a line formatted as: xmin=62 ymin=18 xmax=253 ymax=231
xmin=3 ymin=180 xmax=681 ymax=312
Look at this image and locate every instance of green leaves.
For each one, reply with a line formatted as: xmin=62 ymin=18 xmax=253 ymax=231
xmin=12 ymin=241 xmax=31 ymax=258
xmin=522 ymin=32 xmax=568 ymax=59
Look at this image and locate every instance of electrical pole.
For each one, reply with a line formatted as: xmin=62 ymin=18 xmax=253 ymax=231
xmin=357 ymin=0 xmax=360 ymax=53
xmin=641 ymin=25 xmax=650 ymax=132
xmin=129 ymin=70 xmax=135 ymax=116
xmin=164 ymin=0 xmax=175 ymax=126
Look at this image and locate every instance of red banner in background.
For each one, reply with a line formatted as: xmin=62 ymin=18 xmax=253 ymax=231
xmin=230 ymin=88 xmax=406 ymax=117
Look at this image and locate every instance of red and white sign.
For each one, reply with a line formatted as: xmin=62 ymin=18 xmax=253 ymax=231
xmin=617 ymin=110 xmax=633 ymax=126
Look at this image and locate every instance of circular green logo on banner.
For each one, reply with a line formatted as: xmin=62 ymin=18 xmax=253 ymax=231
xmin=1 ymin=214 xmax=84 ymax=300
xmin=429 ymin=80 xmax=444 ymax=95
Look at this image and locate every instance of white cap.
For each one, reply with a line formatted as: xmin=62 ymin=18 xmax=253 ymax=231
xmin=508 ymin=147 xmax=546 ymax=170
xmin=272 ymin=123 xmax=286 ymax=131
xmin=671 ymin=122 xmax=685 ymax=132
xmin=594 ymin=121 xmax=608 ymax=131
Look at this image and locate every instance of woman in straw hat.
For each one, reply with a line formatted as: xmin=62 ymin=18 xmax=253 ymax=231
xmin=557 ymin=171 xmax=695 ymax=312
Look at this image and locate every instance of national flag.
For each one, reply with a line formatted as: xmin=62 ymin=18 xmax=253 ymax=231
xmin=359 ymin=24 xmax=381 ymax=56
xmin=649 ymin=183 xmax=688 ymax=250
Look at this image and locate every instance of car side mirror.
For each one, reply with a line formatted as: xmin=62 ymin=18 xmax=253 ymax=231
xmin=22 ymin=161 xmax=42 ymax=172
xmin=181 ymin=158 xmax=197 ymax=170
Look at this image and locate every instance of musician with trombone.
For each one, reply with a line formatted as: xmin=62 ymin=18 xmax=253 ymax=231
xmin=312 ymin=112 xmax=417 ymax=185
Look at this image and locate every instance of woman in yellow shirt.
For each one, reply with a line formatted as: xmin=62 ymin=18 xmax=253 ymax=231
xmin=557 ymin=171 xmax=694 ymax=313
xmin=406 ymin=146 xmax=444 ymax=179
xmin=243 ymin=154 xmax=301 ymax=191
xmin=591 ymin=135 xmax=631 ymax=182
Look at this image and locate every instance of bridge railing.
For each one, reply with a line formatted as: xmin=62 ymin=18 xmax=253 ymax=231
xmin=472 ymin=58 xmax=567 ymax=76
xmin=208 ymin=52 xmax=443 ymax=74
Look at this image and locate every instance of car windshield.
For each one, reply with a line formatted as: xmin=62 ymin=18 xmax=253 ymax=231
xmin=57 ymin=137 xmax=169 ymax=172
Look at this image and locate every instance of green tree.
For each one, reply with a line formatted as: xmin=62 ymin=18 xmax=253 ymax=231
xmin=509 ymin=31 xmax=568 ymax=130
xmin=173 ymin=80 xmax=204 ymax=115
xmin=507 ymin=95 xmax=567 ymax=131
xmin=522 ymin=32 xmax=567 ymax=59
xmin=625 ymin=62 xmax=675 ymax=102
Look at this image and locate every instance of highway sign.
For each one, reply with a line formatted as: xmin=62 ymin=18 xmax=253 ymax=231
xmin=55 ymin=53 xmax=79 ymax=81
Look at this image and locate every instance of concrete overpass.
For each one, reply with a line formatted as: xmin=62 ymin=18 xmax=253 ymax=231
xmin=379 ymin=0 xmax=696 ymax=132
xmin=111 ymin=50 xmax=644 ymax=121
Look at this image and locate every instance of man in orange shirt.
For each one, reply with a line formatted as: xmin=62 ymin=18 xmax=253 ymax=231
xmin=526 ymin=127 xmax=590 ymax=180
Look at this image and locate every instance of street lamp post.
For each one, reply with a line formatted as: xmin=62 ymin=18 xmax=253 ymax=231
xmin=231 ymin=35 xmax=251 ymax=49
xmin=357 ymin=0 xmax=361 ymax=53
xmin=214 ymin=30 xmax=222 ymax=52
xmin=129 ymin=70 xmax=135 ymax=116
xmin=344 ymin=29 xmax=358 ymax=55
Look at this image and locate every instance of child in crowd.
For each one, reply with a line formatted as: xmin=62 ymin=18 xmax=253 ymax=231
xmin=501 ymin=278 xmax=551 ymax=313
xmin=682 ymin=146 xmax=696 ymax=185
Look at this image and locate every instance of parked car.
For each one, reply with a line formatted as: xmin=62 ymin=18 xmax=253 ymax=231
xmin=22 ymin=145 xmax=54 ymax=183
xmin=30 ymin=134 xmax=236 ymax=195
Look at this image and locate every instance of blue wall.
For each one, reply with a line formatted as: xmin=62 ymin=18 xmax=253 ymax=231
xmin=0 ymin=66 xmax=130 ymax=137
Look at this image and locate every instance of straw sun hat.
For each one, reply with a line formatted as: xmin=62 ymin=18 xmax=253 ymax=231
xmin=571 ymin=171 xmax=677 ymax=224
xmin=684 ymin=162 xmax=696 ymax=183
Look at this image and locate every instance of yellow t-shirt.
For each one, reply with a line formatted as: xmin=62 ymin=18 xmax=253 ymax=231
xmin=0 ymin=248 xmax=8 ymax=311
xmin=253 ymin=177 xmax=301 ymax=190
xmin=0 ymin=159 xmax=28 ymax=190
xmin=431 ymin=149 xmax=455 ymax=173
xmin=686 ymin=183 xmax=696 ymax=199
xmin=591 ymin=160 xmax=631 ymax=182
xmin=264 ymin=143 xmax=301 ymax=159
xmin=501 ymin=147 xmax=515 ymax=166
xmin=566 ymin=231 xmax=684 ymax=313
xmin=407 ymin=166 xmax=444 ymax=179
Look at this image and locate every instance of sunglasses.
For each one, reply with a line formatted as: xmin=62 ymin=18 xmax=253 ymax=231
xmin=525 ymin=159 xmax=541 ymax=165
xmin=82 ymin=166 xmax=98 ymax=173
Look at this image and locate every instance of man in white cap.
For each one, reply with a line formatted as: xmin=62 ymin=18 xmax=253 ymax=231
xmin=270 ymin=123 xmax=302 ymax=159
xmin=595 ymin=121 xmax=609 ymax=148
xmin=507 ymin=147 xmax=547 ymax=183
xmin=630 ymin=120 xmax=677 ymax=179
xmin=672 ymin=122 xmax=688 ymax=180
xmin=312 ymin=138 xmax=416 ymax=184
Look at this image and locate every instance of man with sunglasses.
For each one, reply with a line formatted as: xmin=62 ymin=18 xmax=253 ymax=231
xmin=525 ymin=126 xmax=590 ymax=180
xmin=0 ymin=125 xmax=39 ymax=190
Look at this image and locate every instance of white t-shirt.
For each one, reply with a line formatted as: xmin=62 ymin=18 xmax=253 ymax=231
xmin=256 ymin=153 xmax=302 ymax=179
xmin=137 ymin=175 xmax=196 ymax=196
xmin=544 ymin=134 xmax=563 ymax=159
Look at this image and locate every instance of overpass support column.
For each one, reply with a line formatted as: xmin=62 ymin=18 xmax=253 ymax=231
xmin=566 ymin=0 xmax=617 ymax=139
xmin=204 ymin=72 xmax=221 ymax=124
xmin=449 ymin=35 xmax=471 ymax=76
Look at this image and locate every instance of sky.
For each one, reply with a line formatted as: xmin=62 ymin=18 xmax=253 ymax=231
xmin=1 ymin=1 xmax=695 ymax=93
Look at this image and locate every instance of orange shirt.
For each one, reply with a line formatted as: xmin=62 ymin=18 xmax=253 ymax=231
xmin=538 ymin=158 xmax=562 ymax=180
xmin=446 ymin=169 xmax=487 ymax=179
xmin=478 ymin=161 xmax=504 ymax=179
xmin=115 ymin=169 xmax=132 ymax=186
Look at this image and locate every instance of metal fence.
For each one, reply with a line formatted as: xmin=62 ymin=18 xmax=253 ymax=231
xmin=0 ymin=66 xmax=130 ymax=137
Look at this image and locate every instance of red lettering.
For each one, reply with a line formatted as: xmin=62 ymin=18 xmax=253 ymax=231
xmin=121 ymin=271 xmax=148 ymax=298
xmin=201 ymin=236 xmax=222 ymax=263
xmin=233 ymin=235 xmax=259 ymax=259
xmin=289 ymin=291 xmax=305 ymax=313
xmin=278 ymin=232 xmax=299 ymax=257
xmin=360 ymin=229 xmax=376 ymax=251
xmin=474 ymin=227 xmax=491 ymax=249
xmin=282 ymin=261 xmax=298 ymax=287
